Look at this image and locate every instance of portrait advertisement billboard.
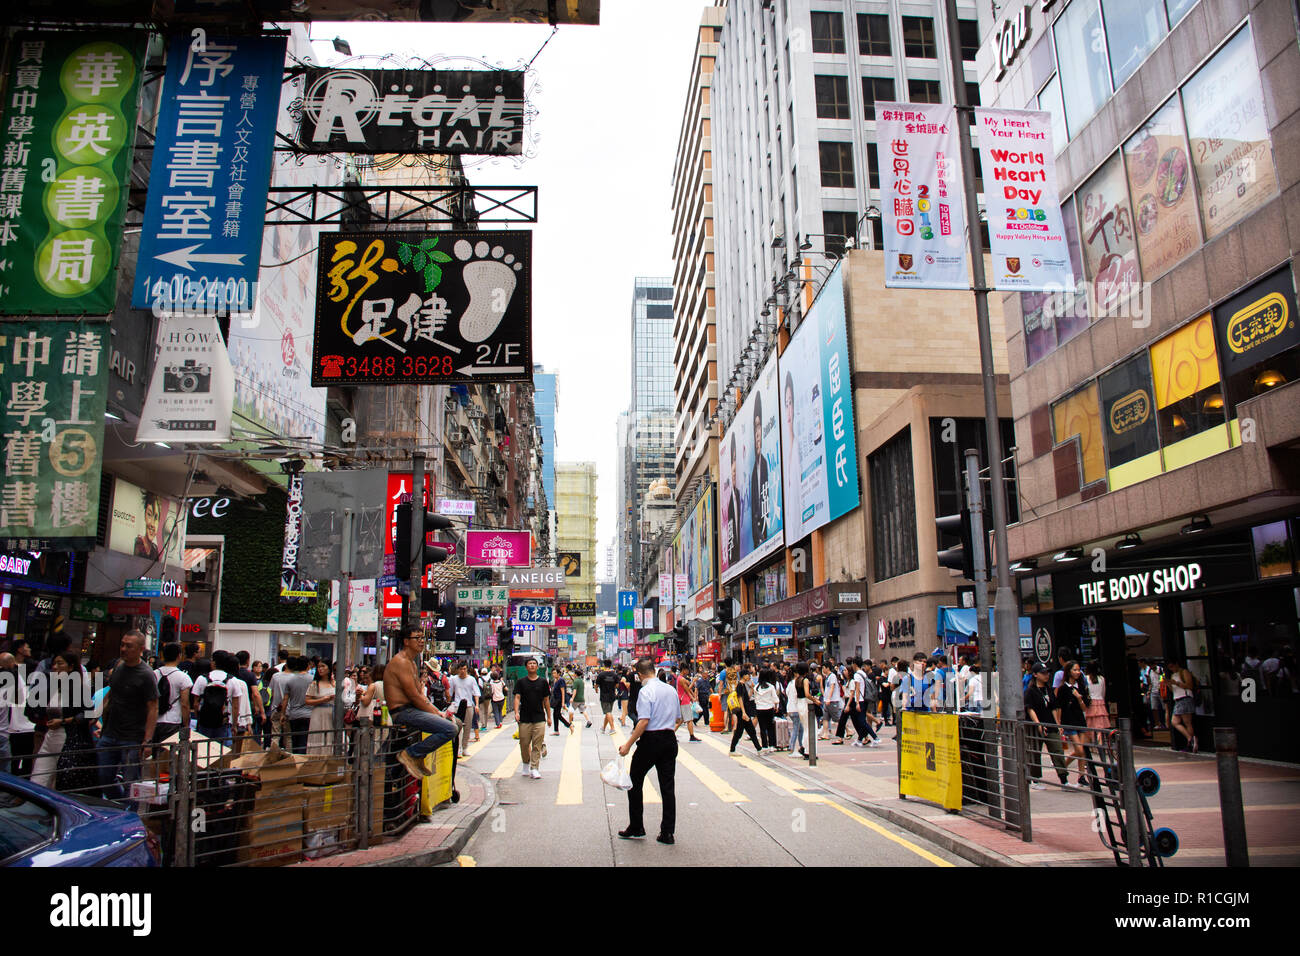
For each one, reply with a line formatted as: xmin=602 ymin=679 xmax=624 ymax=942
xmin=672 ymin=485 xmax=714 ymax=605
xmin=719 ymin=353 xmax=783 ymax=583
xmin=107 ymin=476 xmax=186 ymax=566
xmin=777 ymin=265 xmax=860 ymax=541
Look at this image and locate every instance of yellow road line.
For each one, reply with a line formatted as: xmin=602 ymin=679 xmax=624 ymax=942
xmin=457 ymin=855 xmax=477 ymax=867
xmin=611 ymin=724 xmax=659 ymax=802
xmin=491 ymin=739 xmax=523 ymax=779
xmin=676 ymin=744 xmax=749 ymax=804
xmin=463 ymin=722 xmax=509 ymax=759
xmin=556 ymin=723 xmax=585 ymax=805
xmin=695 ymin=727 xmax=952 ymax=866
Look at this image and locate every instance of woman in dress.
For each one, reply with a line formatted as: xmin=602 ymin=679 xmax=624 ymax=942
xmin=1052 ymin=661 xmax=1092 ymax=788
xmin=615 ymin=669 xmax=630 ymax=727
xmin=1083 ymin=661 xmax=1110 ymax=743
xmin=30 ymin=652 xmax=87 ymax=789
xmin=1169 ymin=664 xmax=1198 ymax=753
xmin=304 ymin=660 xmax=336 ymax=756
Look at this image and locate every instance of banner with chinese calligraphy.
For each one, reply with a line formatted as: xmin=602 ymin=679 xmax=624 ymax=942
xmin=974 ymin=108 xmax=1074 ymax=291
xmin=0 ymin=31 xmax=147 ymax=315
xmin=0 ymin=322 xmax=108 ymax=549
xmin=876 ymin=103 xmax=969 ymax=289
xmin=135 ymin=315 xmax=236 ymax=441
xmin=311 ymin=230 xmax=533 ymax=386
xmin=133 ymin=34 xmax=287 ymax=311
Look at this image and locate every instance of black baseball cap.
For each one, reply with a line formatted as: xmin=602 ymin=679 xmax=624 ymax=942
xmin=1031 ymin=663 xmax=1049 ymax=675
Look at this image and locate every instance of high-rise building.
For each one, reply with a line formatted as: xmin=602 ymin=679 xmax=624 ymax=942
xmin=625 ymin=278 xmax=677 ymax=591
xmin=671 ymin=4 xmax=726 ymax=508
xmin=555 ymin=461 xmax=599 ymax=612
xmin=532 ymin=366 xmax=558 ymax=559
xmin=712 ymin=0 xmax=983 ymax=386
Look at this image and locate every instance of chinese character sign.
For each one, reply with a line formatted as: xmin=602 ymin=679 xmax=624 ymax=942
xmin=0 ymin=31 xmax=147 ymax=314
xmin=975 ymin=108 xmax=1074 ymax=291
xmin=876 ymin=103 xmax=969 ymax=289
xmin=0 ymin=322 xmax=107 ymax=548
xmin=133 ymin=34 xmax=287 ymax=311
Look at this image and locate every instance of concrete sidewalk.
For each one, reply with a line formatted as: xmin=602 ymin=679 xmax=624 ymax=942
xmin=728 ymin=724 xmax=1300 ymax=867
xmin=291 ymin=770 xmax=496 ymax=868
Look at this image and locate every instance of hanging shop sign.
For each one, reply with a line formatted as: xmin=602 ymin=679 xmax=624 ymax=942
xmin=457 ymin=585 xmax=509 ymax=606
xmin=135 ymin=315 xmax=236 ymax=441
xmin=311 ymin=230 xmax=532 ymax=387
xmin=299 ymin=469 xmax=390 ymax=581
xmin=1052 ymin=539 xmax=1258 ymax=613
xmin=327 ymin=578 xmax=377 ymax=631
xmin=618 ymin=590 xmax=636 ymax=629
xmin=0 ymin=31 xmax=148 ymax=315
xmin=557 ymin=551 xmax=582 ymax=576
xmin=280 ymin=471 xmax=317 ymax=604
xmin=437 ymin=498 xmax=476 ymax=517
xmin=876 ymin=103 xmax=969 ymax=289
xmin=565 ymin=600 xmax=595 ymax=617
xmin=71 ymin=595 xmax=108 ymax=622
xmin=0 ymin=323 xmax=108 ymax=551
xmin=380 ymin=472 xmax=432 ymax=618
xmin=133 ymin=34 xmax=287 ymax=313
xmin=1213 ymin=268 xmax=1300 ymax=379
xmin=974 ymin=108 xmax=1074 ymax=291
xmin=107 ymin=476 xmax=186 ymax=566
xmin=467 ymin=532 xmax=533 ymax=569
xmin=0 ymin=550 xmax=74 ymax=593
xmin=514 ymin=604 xmax=554 ymax=626
xmin=777 ymin=265 xmax=860 ymax=540
xmin=296 ymin=67 xmax=524 ymax=155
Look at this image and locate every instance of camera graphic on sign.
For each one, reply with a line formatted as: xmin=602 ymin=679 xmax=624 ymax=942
xmin=163 ymin=359 xmax=212 ymax=394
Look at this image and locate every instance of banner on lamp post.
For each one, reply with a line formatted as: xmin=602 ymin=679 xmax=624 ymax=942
xmin=975 ymin=107 xmax=1074 ymax=291
xmin=876 ymin=103 xmax=969 ymax=289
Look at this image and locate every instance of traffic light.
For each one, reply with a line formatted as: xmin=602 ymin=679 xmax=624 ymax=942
xmin=496 ymin=623 xmax=514 ymax=657
xmin=936 ymin=508 xmax=978 ymax=580
xmin=672 ymin=622 xmax=688 ymax=656
xmin=394 ymin=502 xmax=455 ymax=581
xmin=712 ymin=597 xmax=733 ymax=636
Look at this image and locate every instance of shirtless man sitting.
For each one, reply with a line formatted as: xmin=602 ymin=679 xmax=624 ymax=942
xmin=386 ymin=629 xmax=461 ymax=802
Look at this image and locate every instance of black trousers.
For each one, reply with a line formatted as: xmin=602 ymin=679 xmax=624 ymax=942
xmin=627 ymin=730 xmax=677 ymax=836
xmin=289 ymin=718 xmax=311 ymax=754
xmin=836 ymin=703 xmax=871 ymax=740
xmin=552 ymin=703 xmax=570 ymax=732
xmin=757 ymin=711 xmax=776 ymax=749
xmin=730 ymin=711 xmax=761 ymax=752
xmin=696 ymin=693 xmax=710 ymax=724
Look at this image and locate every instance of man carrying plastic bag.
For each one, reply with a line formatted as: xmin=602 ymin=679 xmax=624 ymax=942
xmin=615 ymin=656 xmax=679 ymax=845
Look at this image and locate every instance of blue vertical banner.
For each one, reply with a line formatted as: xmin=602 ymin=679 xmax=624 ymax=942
xmin=132 ymin=34 xmax=287 ymax=312
xmin=618 ymin=590 xmax=636 ymax=629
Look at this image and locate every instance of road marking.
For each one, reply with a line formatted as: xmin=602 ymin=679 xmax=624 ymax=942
xmin=464 ymin=722 xmax=509 ymax=759
xmin=491 ymin=741 xmax=523 ymax=780
xmin=457 ymin=855 xmax=477 ymax=867
xmin=676 ymin=744 xmax=749 ymax=804
xmin=610 ymin=724 xmax=659 ymax=803
xmin=556 ymin=723 xmax=585 ymax=805
xmin=695 ymin=730 xmax=952 ymax=866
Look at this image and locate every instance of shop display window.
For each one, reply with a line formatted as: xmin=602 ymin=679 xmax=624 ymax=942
xmin=1252 ymin=521 xmax=1295 ymax=579
xmin=1052 ymin=382 xmax=1106 ymax=486
xmin=1148 ymin=314 xmax=1227 ymax=448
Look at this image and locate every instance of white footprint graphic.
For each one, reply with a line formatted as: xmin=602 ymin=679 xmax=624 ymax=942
xmin=453 ymin=239 xmax=522 ymax=343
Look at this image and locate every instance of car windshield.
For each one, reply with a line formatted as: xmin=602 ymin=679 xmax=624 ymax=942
xmin=0 ymin=787 xmax=57 ymax=864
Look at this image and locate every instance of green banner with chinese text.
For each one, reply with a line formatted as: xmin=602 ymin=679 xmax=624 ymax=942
xmin=0 ymin=30 xmax=148 ymax=314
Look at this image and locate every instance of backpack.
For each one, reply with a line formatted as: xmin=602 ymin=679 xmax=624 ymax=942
xmin=156 ymin=668 xmax=173 ymax=715
xmin=726 ymin=687 xmax=740 ymax=712
xmin=428 ymin=675 xmax=449 ymax=709
xmin=197 ymin=674 xmax=229 ymax=728
xmin=861 ymin=673 xmax=879 ymax=704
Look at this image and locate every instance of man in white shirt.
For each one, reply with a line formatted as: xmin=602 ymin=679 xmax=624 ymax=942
xmin=448 ymin=660 xmax=480 ymax=755
xmin=153 ymin=641 xmax=193 ymax=742
xmin=617 ymin=656 xmax=679 ymax=844
xmin=820 ymin=665 xmax=844 ymax=740
xmin=191 ymin=649 xmax=246 ymax=747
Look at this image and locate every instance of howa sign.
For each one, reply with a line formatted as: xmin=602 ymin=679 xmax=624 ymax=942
xmin=312 ymin=230 xmax=532 ymax=386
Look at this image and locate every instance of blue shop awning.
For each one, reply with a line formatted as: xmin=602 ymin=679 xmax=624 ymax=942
xmin=937 ymin=607 xmax=1146 ymax=645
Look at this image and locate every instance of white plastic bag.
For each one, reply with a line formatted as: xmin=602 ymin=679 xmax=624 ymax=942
xmin=600 ymin=758 xmax=632 ymax=791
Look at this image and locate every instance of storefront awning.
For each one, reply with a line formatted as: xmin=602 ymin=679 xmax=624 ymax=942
xmin=937 ymin=607 xmax=1146 ymax=641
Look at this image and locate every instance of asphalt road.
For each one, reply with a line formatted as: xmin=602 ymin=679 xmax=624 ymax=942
xmin=456 ymin=687 xmax=968 ymax=867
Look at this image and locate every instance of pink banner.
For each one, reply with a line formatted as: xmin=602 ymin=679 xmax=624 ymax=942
xmin=464 ymin=530 xmax=532 ymax=567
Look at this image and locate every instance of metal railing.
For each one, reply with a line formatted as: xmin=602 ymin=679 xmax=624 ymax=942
xmin=38 ymin=724 xmax=424 ymax=866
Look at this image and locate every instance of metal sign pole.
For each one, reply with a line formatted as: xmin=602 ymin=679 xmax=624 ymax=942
xmin=334 ymin=508 xmax=353 ymax=749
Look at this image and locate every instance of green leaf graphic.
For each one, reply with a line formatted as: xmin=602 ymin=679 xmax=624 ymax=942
xmin=413 ymin=252 xmax=427 ymax=271
xmin=431 ymin=251 xmax=452 ymax=263
xmin=396 ymin=243 xmax=413 ymax=265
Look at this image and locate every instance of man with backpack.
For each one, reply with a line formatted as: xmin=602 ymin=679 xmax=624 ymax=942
xmin=235 ymin=650 xmax=265 ymax=741
xmin=153 ymin=642 xmax=192 ymax=742
xmin=191 ymin=650 xmax=248 ymax=748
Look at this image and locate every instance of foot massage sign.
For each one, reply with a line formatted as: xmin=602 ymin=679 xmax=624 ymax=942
xmin=311 ymin=229 xmax=532 ymax=386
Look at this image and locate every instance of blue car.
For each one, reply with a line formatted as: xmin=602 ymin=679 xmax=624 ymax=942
xmin=0 ymin=772 xmax=160 ymax=867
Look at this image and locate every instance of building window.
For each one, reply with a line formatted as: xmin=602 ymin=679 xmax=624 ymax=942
xmin=1181 ymin=25 xmax=1278 ymax=241
xmin=1098 ymin=353 xmax=1161 ymax=471
xmin=1077 ymin=153 xmax=1141 ymax=315
xmin=823 ymin=210 xmax=856 ymax=256
xmin=907 ymin=78 xmax=942 ymax=104
xmin=1037 ymin=75 xmax=1067 ymax=154
xmin=1122 ymin=97 xmax=1200 ymax=280
xmin=1054 ymin=0 xmax=1112 ymax=138
xmin=929 ymin=417 xmax=1019 ymax=552
xmin=1052 ymin=383 xmax=1106 ymax=487
xmin=1166 ymin=0 xmax=1198 ymax=26
xmin=857 ymin=13 xmax=891 ymax=56
xmin=861 ymin=75 xmax=896 ymax=121
xmin=965 ymin=81 xmax=980 ymax=107
xmin=819 ymin=141 xmax=854 ymax=188
xmin=866 ymin=143 xmax=879 ymax=189
xmin=958 ymin=18 xmax=980 ymax=61
xmin=811 ymin=11 xmax=846 ymax=54
xmin=814 ymin=74 xmax=851 ymax=120
xmin=901 ymin=15 xmax=937 ymax=58
xmin=1149 ymin=314 xmax=1227 ymax=450
xmin=1103 ymin=0 xmax=1168 ymax=89
xmin=869 ymin=216 xmax=884 ymax=249
xmin=870 ymin=428 xmax=918 ymax=581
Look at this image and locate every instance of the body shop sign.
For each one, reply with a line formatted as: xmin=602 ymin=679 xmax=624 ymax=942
xmin=465 ymin=530 xmax=530 ymax=568
xmin=1072 ymin=563 xmax=1204 ymax=608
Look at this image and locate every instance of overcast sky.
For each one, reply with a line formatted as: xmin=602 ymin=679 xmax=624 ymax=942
xmin=312 ymin=0 xmax=708 ymax=563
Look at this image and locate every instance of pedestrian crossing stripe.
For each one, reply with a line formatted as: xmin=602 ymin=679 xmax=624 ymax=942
xmin=491 ymin=742 xmax=523 ymax=779
xmin=464 ymin=722 xmax=510 ymax=760
xmin=674 ymin=742 xmax=749 ymax=804
xmin=556 ymin=723 xmax=584 ymax=805
xmin=609 ymin=724 xmax=660 ymax=804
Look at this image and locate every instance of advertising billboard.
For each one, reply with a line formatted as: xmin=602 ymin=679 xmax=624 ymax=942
xmin=312 ymin=230 xmax=532 ymax=386
xmin=777 ymin=265 xmax=860 ymax=541
xmin=107 ymin=476 xmax=186 ymax=566
xmin=296 ymin=68 xmax=524 ymax=155
xmin=671 ymin=485 xmax=714 ymax=604
xmin=0 ymin=31 xmax=148 ymax=316
xmin=465 ymin=530 xmax=532 ymax=568
xmin=719 ymin=353 xmax=784 ymax=583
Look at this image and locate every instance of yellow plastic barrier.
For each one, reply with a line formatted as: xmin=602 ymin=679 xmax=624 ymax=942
xmin=419 ymin=737 xmax=455 ymax=813
xmin=897 ymin=711 xmax=962 ymax=811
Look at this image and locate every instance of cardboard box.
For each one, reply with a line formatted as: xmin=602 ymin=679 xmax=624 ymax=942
xmin=230 ymin=743 xmax=309 ymax=787
xmin=237 ymin=808 xmax=303 ymax=866
xmin=297 ymin=755 xmax=347 ymax=786
xmin=303 ymin=782 xmax=352 ymax=832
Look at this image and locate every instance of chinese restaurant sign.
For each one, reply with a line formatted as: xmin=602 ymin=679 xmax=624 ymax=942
xmin=0 ymin=323 xmax=107 ymax=549
xmin=133 ymin=34 xmax=287 ymax=312
xmin=296 ymin=67 xmax=524 ymax=155
xmin=877 ymin=103 xmax=969 ymax=289
xmin=974 ymin=108 xmax=1073 ymax=291
xmin=0 ymin=31 xmax=147 ymax=315
xmin=312 ymin=230 xmax=532 ymax=386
